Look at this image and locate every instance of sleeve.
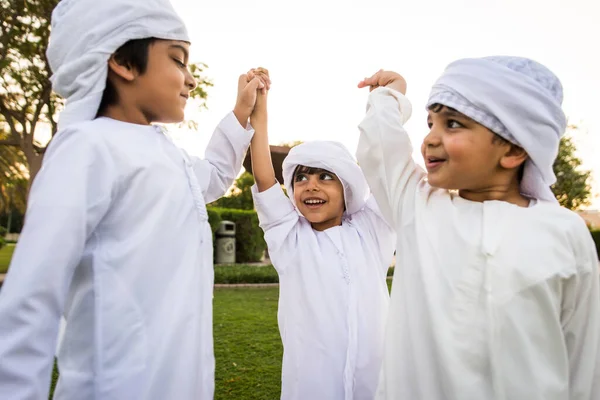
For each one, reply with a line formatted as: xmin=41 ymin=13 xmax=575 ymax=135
xmin=0 ymin=128 xmax=116 ymax=400
xmin=356 ymin=87 xmax=425 ymax=227
xmin=561 ymin=232 xmax=600 ymax=400
xmin=351 ymin=196 xmax=397 ymax=275
xmin=192 ymin=112 xmax=254 ymax=203
xmin=251 ymin=183 xmax=300 ymax=273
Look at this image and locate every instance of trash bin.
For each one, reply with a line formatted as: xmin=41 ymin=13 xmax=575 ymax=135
xmin=215 ymin=220 xmax=236 ymax=264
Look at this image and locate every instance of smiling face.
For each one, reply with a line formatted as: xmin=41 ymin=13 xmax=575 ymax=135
xmin=421 ymin=104 xmax=512 ymax=191
xmin=292 ymin=166 xmax=345 ymax=231
xmin=130 ymin=40 xmax=197 ymax=124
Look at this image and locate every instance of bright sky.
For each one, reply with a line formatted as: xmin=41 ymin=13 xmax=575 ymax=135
xmin=170 ymin=0 xmax=599 ymax=208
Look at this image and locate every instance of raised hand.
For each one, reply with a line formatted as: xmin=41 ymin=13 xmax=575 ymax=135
xmin=358 ymin=70 xmax=407 ymax=95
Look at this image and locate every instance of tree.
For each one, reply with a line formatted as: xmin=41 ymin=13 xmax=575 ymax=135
xmin=209 ymin=172 xmax=255 ymax=210
xmin=0 ymin=0 xmax=212 ymax=186
xmin=552 ymin=134 xmax=592 ymax=210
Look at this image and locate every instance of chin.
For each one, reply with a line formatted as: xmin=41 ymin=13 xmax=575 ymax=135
xmin=155 ymin=111 xmax=185 ymax=124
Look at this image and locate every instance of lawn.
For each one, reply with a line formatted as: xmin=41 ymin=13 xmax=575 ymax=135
xmin=0 ymin=244 xmax=15 ymax=274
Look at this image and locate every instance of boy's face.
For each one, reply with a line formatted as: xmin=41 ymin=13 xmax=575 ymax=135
xmin=422 ymin=106 xmax=510 ymax=191
xmin=293 ymin=167 xmax=345 ymax=231
xmin=133 ymin=40 xmax=196 ymax=124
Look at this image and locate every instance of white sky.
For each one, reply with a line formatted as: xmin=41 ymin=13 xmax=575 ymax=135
xmin=165 ymin=0 xmax=600 ymax=208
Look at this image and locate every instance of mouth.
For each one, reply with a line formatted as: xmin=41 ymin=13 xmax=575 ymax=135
xmin=180 ymin=94 xmax=189 ymax=100
xmin=302 ymin=198 xmax=327 ymax=209
xmin=425 ymin=156 xmax=446 ymax=171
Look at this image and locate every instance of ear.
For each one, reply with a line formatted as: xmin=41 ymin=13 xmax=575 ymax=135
xmin=499 ymin=144 xmax=528 ymax=170
xmin=107 ymin=55 xmax=136 ymax=82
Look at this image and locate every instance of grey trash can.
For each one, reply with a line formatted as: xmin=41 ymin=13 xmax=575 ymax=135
xmin=215 ymin=220 xmax=236 ymax=264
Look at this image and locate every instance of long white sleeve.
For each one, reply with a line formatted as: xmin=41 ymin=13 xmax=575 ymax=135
xmin=356 ymin=87 xmax=424 ymax=227
xmin=562 ymin=235 xmax=600 ymax=400
xmin=350 ymin=196 xmax=396 ymax=274
xmin=193 ymin=112 xmax=254 ymax=203
xmin=251 ymin=183 xmax=299 ymax=273
xmin=0 ymin=128 xmax=116 ymax=400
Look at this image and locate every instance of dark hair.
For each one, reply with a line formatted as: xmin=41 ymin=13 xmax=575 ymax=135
xmin=293 ymin=165 xmax=332 ymax=179
xmin=96 ymin=38 xmax=158 ymax=116
xmin=427 ymin=103 xmax=526 ymax=181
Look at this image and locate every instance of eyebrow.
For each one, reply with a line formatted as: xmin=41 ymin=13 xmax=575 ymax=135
xmin=430 ymin=107 xmax=473 ymax=122
xmin=169 ymin=44 xmax=189 ymax=62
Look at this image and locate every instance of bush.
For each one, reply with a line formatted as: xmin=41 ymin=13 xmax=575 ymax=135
xmin=0 ymin=226 xmax=7 ymax=238
xmin=207 ymin=208 xmax=222 ymax=241
xmin=591 ymin=230 xmax=600 ymax=260
xmin=0 ymin=236 xmax=5 ymax=251
xmin=209 ymin=207 xmax=267 ymax=263
xmin=214 ymin=265 xmax=278 ymax=284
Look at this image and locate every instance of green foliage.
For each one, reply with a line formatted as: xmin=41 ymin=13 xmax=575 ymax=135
xmin=552 ymin=135 xmax=592 ymax=210
xmin=0 ymin=0 xmax=60 ymax=181
xmin=207 ymin=207 xmax=222 ymax=241
xmin=215 ymin=265 xmax=278 ymax=284
xmin=209 ymin=172 xmax=255 ymax=210
xmin=0 ymin=243 xmax=14 ymax=273
xmin=209 ymin=207 xmax=266 ymax=263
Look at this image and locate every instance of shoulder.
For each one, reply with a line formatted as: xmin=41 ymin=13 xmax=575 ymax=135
xmin=535 ymin=203 xmax=597 ymax=266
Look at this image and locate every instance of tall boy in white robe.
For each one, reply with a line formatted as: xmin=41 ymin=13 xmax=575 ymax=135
xmin=0 ymin=1 xmax=270 ymax=399
xmin=247 ymin=69 xmax=396 ymax=400
xmin=356 ymin=58 xmax=600 ymax=399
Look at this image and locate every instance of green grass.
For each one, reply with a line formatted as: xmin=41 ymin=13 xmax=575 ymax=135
xmin=213 ymin=287 xmax=282 ymax=399
xmin=0 ymin=244 xmax=15 ymax=274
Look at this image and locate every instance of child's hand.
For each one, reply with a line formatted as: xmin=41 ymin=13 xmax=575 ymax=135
xmin=249 ymin=68 xmax=269 ymax=129
xmin=358 ymin=70 xmax=407 ymax=95
xmin=233 ymin=69 xmax=271 ymax=127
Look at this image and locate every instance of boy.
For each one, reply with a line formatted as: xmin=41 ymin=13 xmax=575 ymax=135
xmin=249 ymin=68 xmax=395 ymax=399
xmin=0 ymin=0 xmax=268 ymax=399
xmin=357 ymin=58 xmax=600 ymax=399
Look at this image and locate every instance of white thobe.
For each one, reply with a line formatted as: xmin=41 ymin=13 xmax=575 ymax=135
xmin=0 ymin=113 xmax=253 ymax=400
xmin=356 ymin=87 xmax=600 ymax=400
xmin=252 ymin=183 xmax=395 ymax=400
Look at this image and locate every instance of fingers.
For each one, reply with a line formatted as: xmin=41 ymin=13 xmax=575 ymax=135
xmin=246 ymin=76 xmax=265 ymax=93
xmin=358 ymin=69 xmax=383 ymax=89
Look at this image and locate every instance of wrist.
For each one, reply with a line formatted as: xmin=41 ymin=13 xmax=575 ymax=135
xmin=233 ymin=106 xmax=251 ymax=128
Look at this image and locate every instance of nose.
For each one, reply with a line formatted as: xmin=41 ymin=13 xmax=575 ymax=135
xmin=305 ymin=175 xmax=320 ymax=191
xmin=423 ymin=124 xmax=442 ymax=148
xmin=184 ymin=67 xmax=197 ymax=91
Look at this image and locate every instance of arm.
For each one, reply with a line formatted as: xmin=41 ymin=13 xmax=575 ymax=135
xmin=356 ymin=71 xmax=425 ymax=227
xmin=562 ymin=237 xmax=600 ymax=400
xmin=252 ymin=183 xmax=300 ymax=274
xmin=193 ymin=72 xmax=269 ymax=203
xmin=0 ymin=129 xmax=115 ymax=400
xmin=246 ymin=69 xmax=299 ymax=272
xmin=249 ymin=69 xmax=277 ymax=192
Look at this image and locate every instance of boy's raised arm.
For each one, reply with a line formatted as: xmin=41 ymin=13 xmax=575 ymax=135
xmin=193 ymin=72 xmax=269 ymax=203
xmin=356 ymin=71 xmax=425 ymax=227
xmin=249 ymin=68 xmax=277 ymax=192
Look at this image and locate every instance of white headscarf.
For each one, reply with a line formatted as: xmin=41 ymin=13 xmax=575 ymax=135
xmin=282 ymin=141 xmax=370 ymax=215
xmin=46 ymin=0 xmax=189 ymax=130
xmin=426 ymin=56 xmax=567 ymax=202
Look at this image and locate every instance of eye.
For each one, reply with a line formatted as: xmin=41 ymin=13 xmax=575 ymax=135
xmin=320 ymin=173 xmax=334 ymax=181
xmin=295 ymin=174 xmax=307 ymax=182
xmin=447 ymin=119 xmax=463 ymax=129
xmin=173 ymin=58 xmax=186 ymax=68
